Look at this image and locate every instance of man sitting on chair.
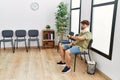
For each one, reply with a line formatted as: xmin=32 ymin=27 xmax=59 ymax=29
xmin=57 ymin=20 xmax=92 ymax=73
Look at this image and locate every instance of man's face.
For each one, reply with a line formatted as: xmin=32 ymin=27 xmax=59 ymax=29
xmin=81 ymin=24 xmax=87 ymax=30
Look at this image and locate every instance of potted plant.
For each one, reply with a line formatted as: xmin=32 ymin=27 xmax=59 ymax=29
xmin=46 ymin=25 xmax=51 ymax=29
xmin=55 ymin=2 xmax=69 ymax=40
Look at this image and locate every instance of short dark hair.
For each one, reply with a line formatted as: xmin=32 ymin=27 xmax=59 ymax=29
xmin=81 ymin=20 xmax=90 ymax=25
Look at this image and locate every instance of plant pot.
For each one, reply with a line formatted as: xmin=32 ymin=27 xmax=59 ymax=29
xmin=59 ymin=33 xmax=64 ymax=40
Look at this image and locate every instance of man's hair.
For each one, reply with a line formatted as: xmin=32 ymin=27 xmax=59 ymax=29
xmin=81 ymin=20 xmax=90 ymax=25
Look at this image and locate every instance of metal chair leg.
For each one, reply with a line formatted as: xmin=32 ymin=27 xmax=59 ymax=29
xmin=14 ymin=41 xmax=16 ymax=52
xmin=84 ymin=53 xmax=86 ymax=61
xmin=25 ymin=41 xmax=28 ymax=52
xmin=74 ymin=54 xmax=77 ymax=72
xmin=84 ymin=53 xmax=87 ymax=63
xmin=28 ymin=40 xmax=30 ymax=49
xmin=3 ymin=42 xmax=5 ymax=50
xmin=16 ymin=41 xmax=18 ymax=49
xmin=11 ymin=40 xmax=14 ymax=53
xmin=88 ymin=52 xmax=91 ymax=61
xmin=37 ymin=40 xmax=40 ymax=50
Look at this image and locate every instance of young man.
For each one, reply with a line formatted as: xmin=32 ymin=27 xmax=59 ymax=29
xmin=57 ymin=20 xmax=92 ymax=73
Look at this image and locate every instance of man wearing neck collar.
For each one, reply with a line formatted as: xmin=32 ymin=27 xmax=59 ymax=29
xmin=57 ymin=20 xmax=92 ymax=73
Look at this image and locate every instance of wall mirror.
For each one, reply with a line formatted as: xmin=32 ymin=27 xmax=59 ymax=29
xmin=90 ymin=0 xmax=118 ymax=60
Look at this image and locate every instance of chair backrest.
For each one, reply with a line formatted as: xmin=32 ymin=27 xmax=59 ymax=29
xmin=2 ymin=30 xmax=13 ymax=38
xmin=15 ymin=30 xmax=26 ymax=37
xmin=87 ymin=39 xmax=93 ymax=49
xmin=69 ymin=32 xmax=74 ymax=36
xmin=68 ymin=32 xmax=74 ymax=41
xmin=75 ymin=34 xmax=79 ymax=36
xmin=28 ymin=30 xmax=39 ymax=37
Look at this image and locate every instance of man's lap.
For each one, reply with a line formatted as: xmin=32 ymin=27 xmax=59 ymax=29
xmin=64 ymin=44 xmax=80 ymax=54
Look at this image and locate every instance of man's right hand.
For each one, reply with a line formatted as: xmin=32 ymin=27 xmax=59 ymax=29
xmin=67 ymin=35 xmax=71 ymax=38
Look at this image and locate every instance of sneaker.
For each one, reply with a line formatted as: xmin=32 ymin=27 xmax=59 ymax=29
xmin=62 ymin=66 xmax=71 ymax=73
xmin=57 ymin=61 xmax=66 ymax=66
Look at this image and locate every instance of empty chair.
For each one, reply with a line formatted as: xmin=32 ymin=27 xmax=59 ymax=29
xmin=57 ymin=32 xmax=74 ymax=52
xmin=74 ymin=39 xmax=93 ymax=72
xmin=28 ymin=30 xmax=40 ymax=49
xmin=14 ymin=30 xmax=28 ymax=52
xmin=0 ymin=30 xmax=14 ymax=53
xmin=59 ymin=32 xmax=74 ymax=44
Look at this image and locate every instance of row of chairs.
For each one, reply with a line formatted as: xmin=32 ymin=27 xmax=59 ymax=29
xmin=0 ymin=30 xmax=40 ymax=53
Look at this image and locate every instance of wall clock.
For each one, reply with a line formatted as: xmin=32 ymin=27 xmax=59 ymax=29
xmin=31 ymin=2 xmax=39 ymax=11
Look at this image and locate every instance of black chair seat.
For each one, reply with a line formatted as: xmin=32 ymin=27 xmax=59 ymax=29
xmin=1 ymin=39 xmax=13 ymax=42
xmin=28 ymin=38 xmax=39 ymax=41
xmin=15 ymin=39 xmax=26 ymax=42
xmin=59 ymin=40 xmax=70 ymax=44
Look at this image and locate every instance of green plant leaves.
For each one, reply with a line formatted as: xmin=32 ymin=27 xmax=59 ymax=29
xmin=55 ymin=2 xmax=69 ymax=34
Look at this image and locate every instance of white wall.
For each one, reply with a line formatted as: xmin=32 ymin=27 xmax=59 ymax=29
xmin=0 ymin=0 xmax=67 ymax=47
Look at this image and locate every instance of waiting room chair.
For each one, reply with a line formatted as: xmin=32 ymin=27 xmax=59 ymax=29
xmin=57 ymin=32 xmax=74 ymax=52
xmin=74 ymin=39 xmax=93 ymax=72
xmin=28 ymin=30 xmax=40 ymax=49
xmin=14 ymin=30 xmax=28 ymax=52
xmin=0 ymin=30 xmax=14 ymax=53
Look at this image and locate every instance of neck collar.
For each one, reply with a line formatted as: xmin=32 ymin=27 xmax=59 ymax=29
xmin=81 ymin=27 xmax=89 ymax=33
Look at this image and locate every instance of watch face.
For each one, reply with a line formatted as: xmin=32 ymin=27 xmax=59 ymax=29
xmin=31 ymin=2 xmax=39 ymax=11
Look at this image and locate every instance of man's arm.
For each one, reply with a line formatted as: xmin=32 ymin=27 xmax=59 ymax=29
xmin=67 ymin=35 xmax=86 ymax=41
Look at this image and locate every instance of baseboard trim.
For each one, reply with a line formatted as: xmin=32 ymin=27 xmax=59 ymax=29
xmin=96 ymin=69 xmax=112 ymax=80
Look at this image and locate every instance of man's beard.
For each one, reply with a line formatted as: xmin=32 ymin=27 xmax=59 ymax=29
xmin=81 ymin=27 xmax=85 ymax=30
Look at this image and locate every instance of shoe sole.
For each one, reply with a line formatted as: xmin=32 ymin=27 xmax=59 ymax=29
xmin=57 ymin=64 xmax=66 ymax=66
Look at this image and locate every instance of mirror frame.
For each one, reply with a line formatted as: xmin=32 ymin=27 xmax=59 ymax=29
xmin=90 ymin=0 xmax=118 ymax=60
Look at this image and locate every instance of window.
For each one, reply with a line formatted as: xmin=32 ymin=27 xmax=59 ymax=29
xmin=94 ymin=0 xmax=114 ymax=5
xmin=71 ymin=10 xmax=80 ymax=34
xmin=70 ymin=0 xmax=81 ymax=35
xmin=71 ymin=0 xmax=80 ymax=8
xmin=90 ymin=0 xmax=118 ymax=60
